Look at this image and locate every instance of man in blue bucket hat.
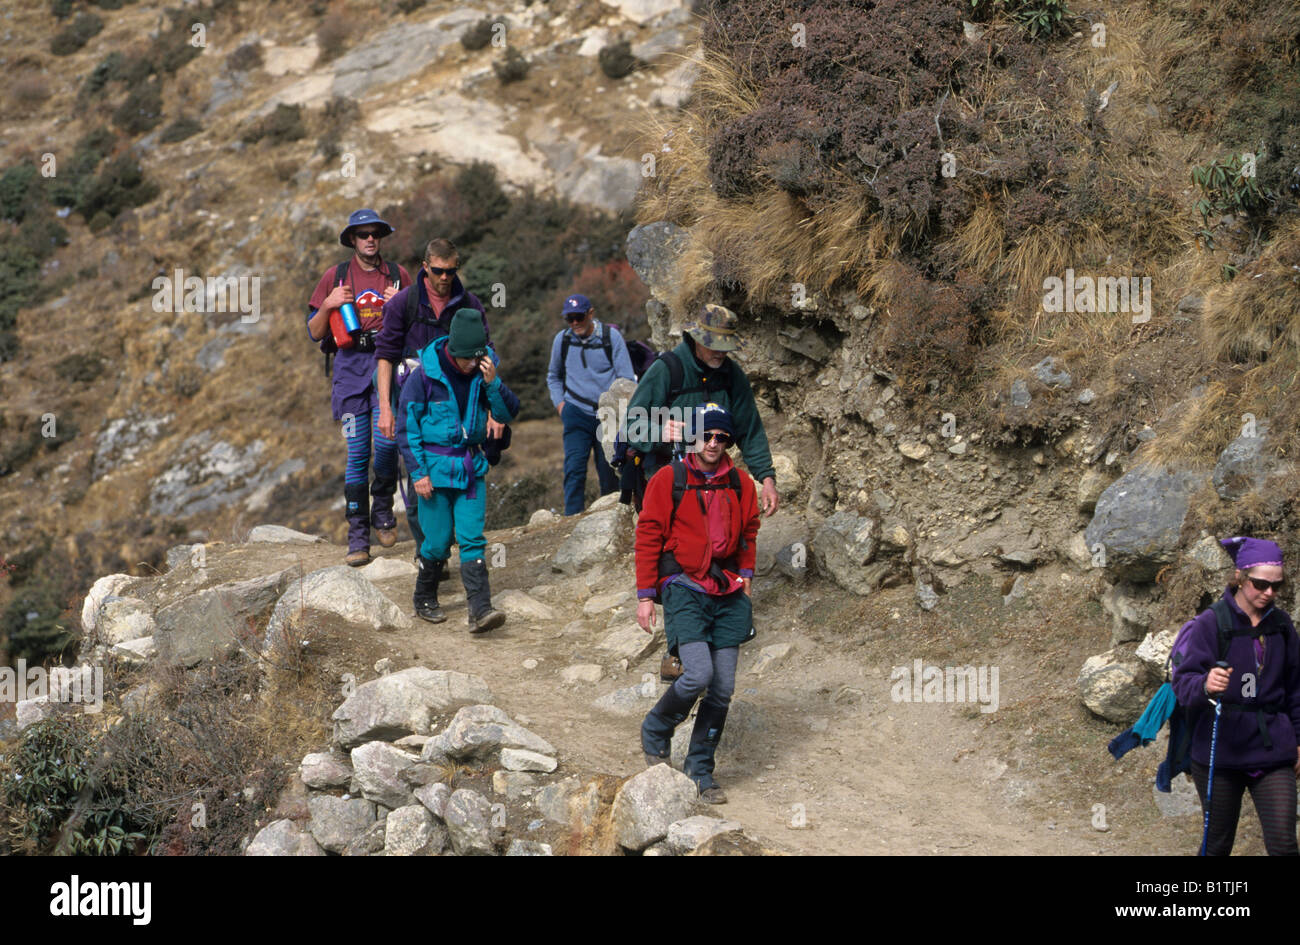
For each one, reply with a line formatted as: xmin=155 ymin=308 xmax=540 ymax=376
xmin=306 ymin=208 xmax=411 ymax=566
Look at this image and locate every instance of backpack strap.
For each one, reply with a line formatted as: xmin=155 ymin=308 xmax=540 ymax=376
xmin=662 ymin=350 xmax=685 ymax=401
xmin=559 ymin=324 xmax=611 ymax=410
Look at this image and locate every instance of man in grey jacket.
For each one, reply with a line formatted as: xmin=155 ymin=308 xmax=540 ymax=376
xmin=547 ymin=293 xmax=635 ymax=515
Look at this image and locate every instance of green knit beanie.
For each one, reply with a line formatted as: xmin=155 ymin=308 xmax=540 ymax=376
xmin=447 ymin=308 xmax=488 ymax=358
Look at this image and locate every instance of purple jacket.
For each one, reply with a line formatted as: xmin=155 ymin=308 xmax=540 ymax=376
xmin=1171 ymin=588 xmax=1300 ymax=770
xmin=374 ymin=275 xmax=488 ymax=364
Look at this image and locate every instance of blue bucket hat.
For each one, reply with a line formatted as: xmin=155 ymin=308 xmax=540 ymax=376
xmin=339 ymin=208 xmax=394 ymax=247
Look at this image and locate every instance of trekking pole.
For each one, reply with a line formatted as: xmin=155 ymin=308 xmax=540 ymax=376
xmin=1198 ymin=660 xmax=1231 ymax=857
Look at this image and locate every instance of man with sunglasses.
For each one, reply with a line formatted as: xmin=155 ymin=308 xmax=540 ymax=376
xmin=635 ymin=403 xmax=760 ymax=804
xmin=306 ymin=209 xmax=412 ymax=566
xmin=375 ymin=238 xmax=498 ymax=576
xmin=623 ymin=303 xmax=779 ymax=518
xmin=547 ymin=293 xmax=636 ymax=515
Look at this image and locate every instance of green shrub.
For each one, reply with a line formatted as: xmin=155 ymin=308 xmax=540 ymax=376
xmin=149 ymin=8 xmax=203 ymax=74
xmin=56 ymin=352 xmax=105 ymax=382
xmin=1193 ymin=154 xmax=1267 ymax=224
xmin=598 ymin=41 xmax=638 ymax=79
xmin=461 ymin=17 xmax=496 ymax=51
xmin=50 ymin=0 xmax=74 ymax=18
xmin=0 ymin=166 xmax=39 ymax=223
xmin=77 ymin=153 xmax=159 ymax=227
xmin=396 ymin=0 xmax=427 ymax=11
xmin=79 ymin=50 xmax=152 ymax=100
xmin=225 ymin=41 xmax=263 ymax=73
xmin=493 ymin=47 xmax=529 ymax=83
xmin=314 ymin=95 xmax=359 ymax=158
xmin=160 ymin=116 xmax=201 ymax=143
xmin=50 ymin=12 xmax=103 ymax=55
xmin=1 ymin=716 xmax=164 ymax=855
xmin=316 ymin=10 xmax=349 ymax=62
xmin=241 ymin=103 xmax=306 ymax=145
xmin=112 ymin=81 xmax=164 ymax=135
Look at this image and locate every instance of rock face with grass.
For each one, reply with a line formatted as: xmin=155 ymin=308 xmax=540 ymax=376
xmin=332 ymin=668 xmax=493 ymax=749
xmin=1212 ymin=427 xmax=1290 ymax=500
xmin=551 ymin=505 xmax=634 ymax=574
xmin=263 ymin=566 xmax=411 ymax=655
xmin=155 ymin=570 xmax=296 ymax=667
xmin=1084 ymin=466 xmax=1206 ymax=583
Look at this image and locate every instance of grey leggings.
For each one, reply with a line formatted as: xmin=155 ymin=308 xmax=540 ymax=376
xmin=675 ymin=641 xmax=739 ymax=708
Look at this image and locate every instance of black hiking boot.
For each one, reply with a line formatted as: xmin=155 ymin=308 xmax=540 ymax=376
xmin=413 ymin=556 xmax=446 ymax=623
xmin=461 ymin=558 xmax=505 ymax=633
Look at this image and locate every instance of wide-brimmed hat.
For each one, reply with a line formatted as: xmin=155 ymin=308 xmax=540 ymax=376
xmin=339 ymin=208 xmax=394 ymax=247
xmin=682 ymin=303 xmax=740 ymax=352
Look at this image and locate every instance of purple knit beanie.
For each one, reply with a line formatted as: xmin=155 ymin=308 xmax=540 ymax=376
xmin=1219 ymin=536 xmax=1285 ymax=570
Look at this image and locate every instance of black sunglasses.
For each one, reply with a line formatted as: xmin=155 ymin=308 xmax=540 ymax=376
xmin=426 ymin=265 xmax=458 ymax=276
xmin=565 ymin=312 xmax=588 ymax=322
xmin=1248 ymin=576 xmax=1286 ymax=593
xmin=353 ymin=229 xmax=383 ymax=239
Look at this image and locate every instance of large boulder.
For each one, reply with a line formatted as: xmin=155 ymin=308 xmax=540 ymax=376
xmin=247 ymin=525 xmax=324 ymax=544
xmin=599 ymin=378 xmax=639 ymax=463
xmin=625 ymin=221 xmax=689 ymax=303
xmin=551 ymin=506 xmax=634 ymax=574
xmin=350 ymin=742 xmax=421 ymax=809
xmin=611 ymin=764 xmax=699 ymax=852
xmin=665 ymin=815 xmax=744 ymax=854
xmin=155 ymin=570 xmax=295 ymax=667
xmin=94 ymin=597 xmax=155 ymax=646
xmin=81 ymin=574 xmax=143 ymax=634
xmin=752 ymin=510 xmax=811 ymax=579
xmin=384 ymin=805 xmax=447 ymax=856
xmin=425 ymin=704 xmax=555 ymax=761
xmin=1078 ymin=649 xmax=1149 ymax=722
xmin=332 ymin=668 xmax=492 ymax=749
xmin=813 ymin=512 xmax=888 ymax=595
xmin=264 ymin=566 xmax=410 ymax=653
xmin=1084 ymin=466 xmax=1205 ymax=582
xmin=443 ymin=788 xmax=497 ymax=856
xmin=1136 ymin=629 xmax=1177 ymax=674
xmin=245 ymin=819 xmax=325 ymax=856
xmin=1212 ymin=426 xmax=1290 ymax=500
xmin=307 ymin=795 xmax=377 ymax=854
xmin=300 ymin=751 xmax=352 ymax=790
xmin=1100 ymin=581 xmax=1158 ymax=646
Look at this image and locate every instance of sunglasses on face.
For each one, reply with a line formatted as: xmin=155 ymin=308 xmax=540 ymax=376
xmin=565 ymin=312 xmax=588 ymax=322
xmin=701 ymin=432 xmax=732 ymax=446
xmin=1247 ymin=576 xmax=1286 ymax=593
xmin=353 ymin=229 xmax=382 ymax=240
xmin=426 ymin=265 xmax=458 ymax=276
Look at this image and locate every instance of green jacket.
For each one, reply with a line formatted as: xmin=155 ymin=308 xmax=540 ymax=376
xmin=625 ymin=340 xmax=776 ymax=483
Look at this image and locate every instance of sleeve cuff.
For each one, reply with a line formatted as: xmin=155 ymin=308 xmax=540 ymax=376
xmin=637 ymin=588 xmax=657 ymax=600
xmin=739 ymin=569 xmax=753 ymax=579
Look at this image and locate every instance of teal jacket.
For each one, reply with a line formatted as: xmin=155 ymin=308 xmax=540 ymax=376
xmin=624 ymin=340 xmax=776 ymax=483
xmin=396 ymin=336 xmax=514 ymax=489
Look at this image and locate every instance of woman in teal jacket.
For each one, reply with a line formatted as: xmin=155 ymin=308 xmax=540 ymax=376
xmin=396 ymin=309 xmax=516 ymax=632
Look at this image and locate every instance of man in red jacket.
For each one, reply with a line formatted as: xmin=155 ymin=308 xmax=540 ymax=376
xmin=636 ymin=403 xmax=760 ymax=803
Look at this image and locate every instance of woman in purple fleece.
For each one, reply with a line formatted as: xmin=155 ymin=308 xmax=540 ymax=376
xmin=1171 ymin=536 xmax=1300 ymax=855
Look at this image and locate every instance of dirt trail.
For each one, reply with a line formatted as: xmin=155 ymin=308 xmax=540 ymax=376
xmin=240 ymin=513 xmax=1142 ymax=855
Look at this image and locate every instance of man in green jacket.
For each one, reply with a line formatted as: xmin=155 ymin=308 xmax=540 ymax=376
xmin=623 ymin=303 xmax=779 ymax=516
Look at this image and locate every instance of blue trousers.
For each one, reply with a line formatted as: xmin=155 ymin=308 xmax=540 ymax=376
xmin=415 ymin=480 xmax=486 ymax=563
xmin=562 ymin=403 xmax=617 ymax=515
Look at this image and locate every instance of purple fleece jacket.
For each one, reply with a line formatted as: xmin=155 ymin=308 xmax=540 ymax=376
xmin=373 ymin=275 xmax=488 ymax=364
xmin=1171 ymin=587 xmax=1300 ymax=770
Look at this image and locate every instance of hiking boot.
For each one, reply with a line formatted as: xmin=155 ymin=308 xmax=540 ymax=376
xmin=461 ymin=558 xmax=506 ymax=633
xmin=660 ymin=652 xmax=683 ymax=683
xmin=413 ymin=556 xmax=446 ymax=624
xmin=345 ymin=482 xmax=371 ymax=566
xmin=371 ymin=476 xmax=399 ymax=547
xmin=698 ymin=784 xmax=728 ymax=805
xmin=644 ymin=753 xmax=672 ymax=769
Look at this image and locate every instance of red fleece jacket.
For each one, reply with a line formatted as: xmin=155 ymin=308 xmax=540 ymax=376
xmin=636 ymin=454 xmax=760 ymax=597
